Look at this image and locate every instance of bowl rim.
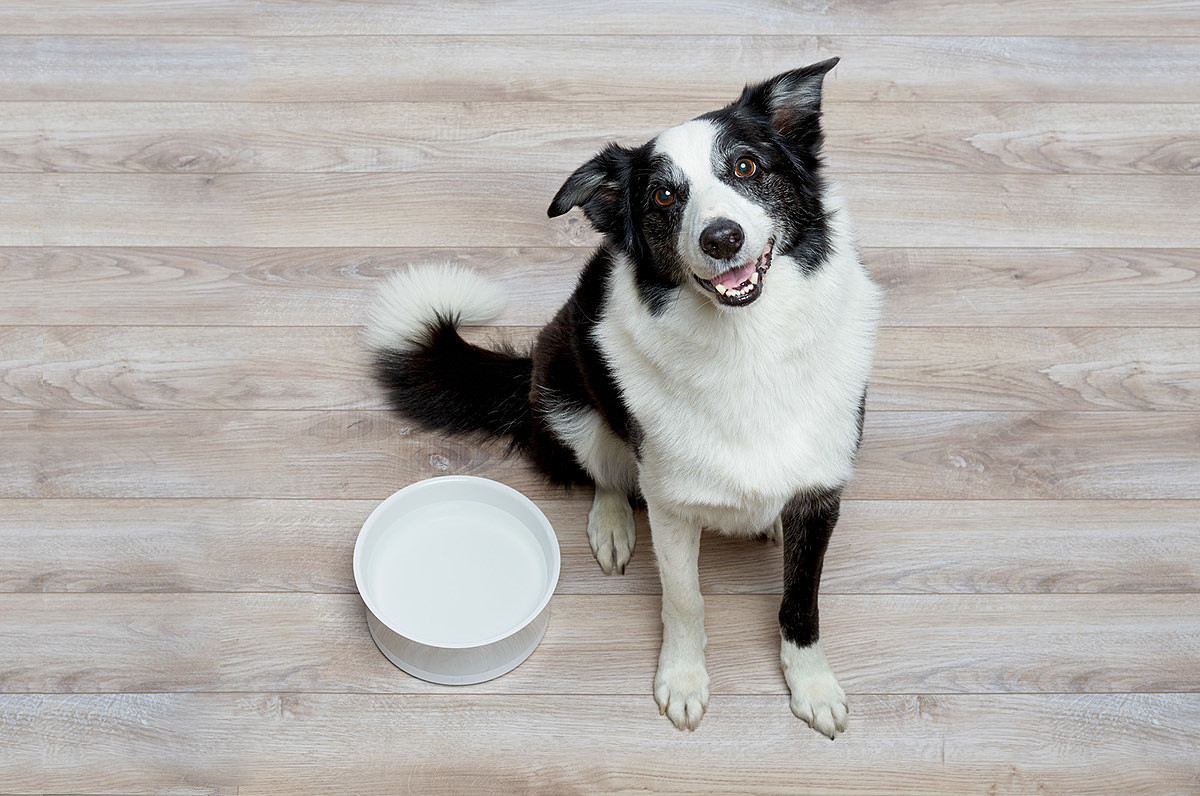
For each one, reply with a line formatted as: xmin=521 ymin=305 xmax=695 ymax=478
xmin=353 ymin=475 xmax=561 ymax=650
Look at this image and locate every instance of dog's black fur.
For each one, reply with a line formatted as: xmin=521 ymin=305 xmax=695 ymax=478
xmin=375 ymin=59 xmax=842 ymax=488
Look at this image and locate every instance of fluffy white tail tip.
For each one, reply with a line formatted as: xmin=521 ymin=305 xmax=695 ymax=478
xmin=365 ymin=264 xmax=507 ymax=351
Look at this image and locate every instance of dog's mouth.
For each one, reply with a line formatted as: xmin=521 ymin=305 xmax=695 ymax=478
xmin=694 ymin=240 xmax=774 ymax=307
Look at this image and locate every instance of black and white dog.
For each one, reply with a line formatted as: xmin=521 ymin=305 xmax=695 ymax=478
xmin=366 ymin=58 xmax=880 ymax=737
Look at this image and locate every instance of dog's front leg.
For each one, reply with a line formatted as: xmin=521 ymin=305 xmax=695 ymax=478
xmin=779 ymin=487 xmax=849 ymax=738
xmin=647 ymin=501 xmax=708 ymax=731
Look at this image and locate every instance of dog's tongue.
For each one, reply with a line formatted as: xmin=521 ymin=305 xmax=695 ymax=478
xmin=712 ymin=261 xmax=757 ymax=289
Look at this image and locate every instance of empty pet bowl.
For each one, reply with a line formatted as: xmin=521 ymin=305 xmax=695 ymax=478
xmin=353 ymin=475 xmax=560 ymax=685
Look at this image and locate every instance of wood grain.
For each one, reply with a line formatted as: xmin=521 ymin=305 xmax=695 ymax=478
xmin=871 ymin=327 xmax=1200 ymax=411
xmin=5 ymin=36 xmax=1200 ymax=103
xmin=2 ymin=692 xmax=1195 ymax=794
xmin=27 ymin=172 xmax=1200 ymax=247
xmin=38 ymin=173 xmax=572 ymax=247
xmin=5 ymin=3 xmax=1200 ymax=790
xmin=3 ymin=246 xmax=1197 ymax=328
xmin=0 ymin=174 xmax=41 ymax=245
xmin=7 ymin=409 xmax=534 ymax=499
xmin=829 ymin=102 xmax=1200 ymax=175
xmin=1 ymin=592 xmax=1196 ymax=695
xmin=4 ymin=0 xmax=1199 ymax=36
xmin=870 ymin=246 xmax=1200 ymax=328
xmin=5 ymin=101 xmax=1198 ymax=175
xmin=4 ymin=410 xmax=1197 ymax=500
xmin=858 ymin=410 xmax=1200 ymax=500
xmin=3 ymin=499 xmax=1198 ymax=595
xmin=6 ymin=325 xmax=1197 ymax=411
xmin=5 ymin=325 xmax=384 ymax=411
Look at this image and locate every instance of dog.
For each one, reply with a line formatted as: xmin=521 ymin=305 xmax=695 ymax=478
xmin=366 ymin=58 xmax=880 ymax=737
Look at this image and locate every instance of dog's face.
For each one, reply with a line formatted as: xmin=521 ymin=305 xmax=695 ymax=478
xmin=549 ymin=58 xmax=838 ymax=313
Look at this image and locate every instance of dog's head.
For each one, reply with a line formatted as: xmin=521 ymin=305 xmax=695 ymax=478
xmin=548 ymin=58 xmax=838 ymax=313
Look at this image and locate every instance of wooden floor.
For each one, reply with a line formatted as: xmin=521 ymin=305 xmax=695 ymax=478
xmin=3 ymin=2 xmax=1200 ymax=793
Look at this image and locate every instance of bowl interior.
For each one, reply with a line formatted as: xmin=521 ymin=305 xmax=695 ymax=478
xmin=354 ymin=476 xmax=560 ymax=648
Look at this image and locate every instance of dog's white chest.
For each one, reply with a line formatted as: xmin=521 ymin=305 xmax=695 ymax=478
xmin=596 ymin=256 xmax=876 ymax=524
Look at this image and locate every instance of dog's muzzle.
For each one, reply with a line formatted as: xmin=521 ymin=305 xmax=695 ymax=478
xmin=694 ymin=239 xmax=775 ymax=307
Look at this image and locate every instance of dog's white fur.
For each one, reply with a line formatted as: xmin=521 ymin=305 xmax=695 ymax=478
xmin=587 ymin=121 xmax=879 ymax=522
xmin=656 ymin=121 xmax=777 ymax=287
xmin=365 ymin=263 xmax=506 ymax=352
xmin=565 ymin=119 xmax=880 ymax=733
xmin=543 ymin=405 xmax=639 ymax=575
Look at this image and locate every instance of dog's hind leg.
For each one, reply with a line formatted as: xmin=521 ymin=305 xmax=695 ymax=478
xmin=543 ymin=402 xmax=639 ymax=574
xmin=587 ymin=486 xmax=635 ymax=575
xmin=583 ymin=436 xmax=637 ymax=574
xmin=758 ymin=514 xmax=784 ymax=545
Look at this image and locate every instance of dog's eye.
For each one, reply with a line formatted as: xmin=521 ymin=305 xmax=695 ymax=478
xmin=652 ymin=187 xmax=675 ymax=207
xmin=734 ymin=157 xmax=757 ymax=178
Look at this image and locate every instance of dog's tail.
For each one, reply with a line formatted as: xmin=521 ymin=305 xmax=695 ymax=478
xmin=365 ymin=264 xmax=533 ymax=447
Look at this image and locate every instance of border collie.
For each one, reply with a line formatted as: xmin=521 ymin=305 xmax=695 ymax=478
xmin=366 ymin=58 xmax=880 ymax=737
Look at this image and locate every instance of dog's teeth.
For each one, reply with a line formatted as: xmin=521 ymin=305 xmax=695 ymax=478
xmin=749 ymin=272 xmax=759 ymax=285
xmin=715 ymin=284 xmax=728 ymax=295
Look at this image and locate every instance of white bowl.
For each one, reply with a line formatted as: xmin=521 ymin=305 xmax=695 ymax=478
xmin=353 ymin=475 xmax=560 ymax=685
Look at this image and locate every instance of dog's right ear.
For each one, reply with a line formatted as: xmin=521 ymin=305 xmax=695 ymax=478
xmin=547 ymin=143 xmax=633 ymax=224
xmin=739 ymin=58 xmax=839 ymax=135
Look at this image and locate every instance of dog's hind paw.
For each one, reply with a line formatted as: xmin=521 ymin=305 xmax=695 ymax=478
xmin=587 ymin=487 xmax=636 ymax=575
xmin=759 ymin=514 xmax=783 ymax=545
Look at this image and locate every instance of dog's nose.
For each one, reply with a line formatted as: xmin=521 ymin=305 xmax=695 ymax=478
xmin=699 ymin=219 xmax=744 ymax=260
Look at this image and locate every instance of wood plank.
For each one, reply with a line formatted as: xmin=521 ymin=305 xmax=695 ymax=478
xmin=870 ymin=327 xmax=1200 ymax=411
xmin=7 ymin=325 xmax=1197 ymax=411
xmin=870 ymin=246 xmax=1200 ymax=328
xmin=858 ymin=410 xmax=1200 ymax=500
xmin=828 ymin=500 xmax=1200 ymax=594
xmin=4 ymin=247 xmax=1197 ymax=328
xmin=40 ymin=173 xmax=569 ymax=247
xmin=5 ymin=36 xmax=1200 ymax=103
xmin=1 ymin=593 xmax=1197 ymax=695
xmin=6 ymin=101 xmax=1198 ymax=175
xmin=5 ymin=325 xmax=383 ymax=411
xmin=35 ymin=172 xmax=1200 ymax=247
xmin=0 ymin=247 xmax=41 ymax=324
xmin=842 ymin=173 xmax=1200 ymax=248
xmin=3 ymin=499 xmax=1198 ymax=595
xmin=5 ymin=409 xmax=539 ymax=499
xmin=3 ymin=692 xmax=1196 ymax=794
xmin=0 ymin=327 xmax=41 ymax=393
xmin=4 ymin=0 xmax=1199 ymax=36
xmin=0 ymin=174 xmax=41 ymax=245
xmin=828 ymin=101 xmax=1200 ymax=175
xmin=0 ymin=101 xmax=38 ymax=172
xmin=4 ymin=410 xmax=1197 ymax=500
xmin=0 ymin=246 xmax=582 ymax=327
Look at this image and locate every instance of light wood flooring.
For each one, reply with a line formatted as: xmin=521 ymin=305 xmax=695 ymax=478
xmin=2 ymin=2 xmax=1199 ymax=793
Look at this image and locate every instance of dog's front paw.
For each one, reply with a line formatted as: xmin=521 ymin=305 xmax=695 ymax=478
xmin=587 ymin=491 xmax=636 ymax=575
xmin=654 ymin=660 xmax=710 ymax=731
xmin=788 ymin=669 xmax=848 ymax=739
xmin=781 ymin=639 xmax=848 ymax=739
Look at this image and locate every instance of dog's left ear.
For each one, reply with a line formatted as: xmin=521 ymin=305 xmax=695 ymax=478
xmin=739 ymin=57 xmax=839 ymax=135
xmin=547 ymin=143 xmax=632 ymax=220
xmin=547 ymin=143 xmax=635 ymax=245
